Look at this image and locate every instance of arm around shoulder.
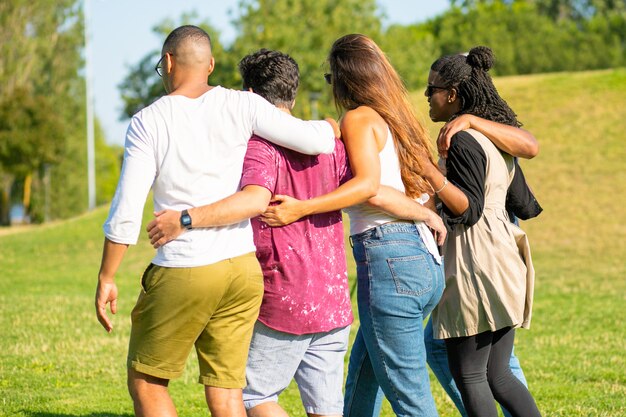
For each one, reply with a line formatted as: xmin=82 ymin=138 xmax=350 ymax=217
xmin=438 ymin=114 xmax=539 ymax=159
xmin=249 ymin=93 xmax=336 ymax=155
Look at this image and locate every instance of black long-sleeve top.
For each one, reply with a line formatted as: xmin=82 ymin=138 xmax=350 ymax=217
xmin=440 ymin=131 xmax=487 ymax=229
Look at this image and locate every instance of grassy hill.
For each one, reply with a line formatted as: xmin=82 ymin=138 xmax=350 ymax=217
xmin=1 ymin=68 xmax=625 ymax=416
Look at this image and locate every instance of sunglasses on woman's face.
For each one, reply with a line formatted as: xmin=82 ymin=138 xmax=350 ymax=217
xmin=425 ymin=84 xmax=448 ymax=97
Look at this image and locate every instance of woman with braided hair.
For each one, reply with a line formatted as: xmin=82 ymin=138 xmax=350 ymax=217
xmin=422 ymin=46 xmax=542 ymax=417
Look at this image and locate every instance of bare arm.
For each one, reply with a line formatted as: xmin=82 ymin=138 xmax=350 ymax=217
xmin=423 ymin=164 xmax=470 ymax=216
xmin=188 ymin=185 xmax=271 ymax=227
xmin=146 ymin=185 xmax=272 ymax=248
xmin=260 ymin=107 xmax=383 ymax=226
xmin=437 ymin=114 xmax=539 ymax=159
xmin=367 ymin=186 xmax=432 ymax=221
xmin=367 ymin=186 xmax=447 ymax=245
xmin=95 ymin=238 xmax=129 ymax=333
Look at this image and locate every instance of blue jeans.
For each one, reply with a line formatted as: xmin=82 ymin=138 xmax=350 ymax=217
xmin=343 ymin=222 xmax=445 ymax=417
xmin=424 ymin=318 xmax=528 ymax=417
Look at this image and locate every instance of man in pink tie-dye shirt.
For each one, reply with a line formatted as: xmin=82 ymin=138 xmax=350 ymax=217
xmin=238 ymin=49 xmax=353 ymax=417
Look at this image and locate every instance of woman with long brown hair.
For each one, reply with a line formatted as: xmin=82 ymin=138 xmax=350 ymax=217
xmin=261 ymin=34 xmax=445 ymax=417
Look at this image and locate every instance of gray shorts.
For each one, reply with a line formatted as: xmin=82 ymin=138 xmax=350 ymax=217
xmin=243 ymin=321 xmax=350 ymax=415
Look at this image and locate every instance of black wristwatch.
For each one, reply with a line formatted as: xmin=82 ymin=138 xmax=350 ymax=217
xmin=180 ymin=209 xmax=192 ymax=230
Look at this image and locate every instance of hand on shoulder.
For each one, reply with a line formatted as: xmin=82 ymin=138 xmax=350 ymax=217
xmin=324 ymin=117 xmax=341 ymax=138
xmin=437 ymin=114 xmax=474 ymax=158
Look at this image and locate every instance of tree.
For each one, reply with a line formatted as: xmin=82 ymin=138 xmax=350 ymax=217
xmin=431 ymin=0 xmax=625 ymax=76
xmin=0 ymin=89 xmax=65 ymax=192
xmin=0 ymin=0 xmax=82 ymax=223
xmin=0 ymin=0 xmax=122 ymax=223
xmin=380 ymin=24 xmax=440 ymax=91
xmin=531 ymin=0 xmax=626 ymax=20
xmin=231 ymin=0 xmax=383 ymax=119
xmin=119 ymin=2 xmax=384 ymax=121
xmin=449 ymin=0 xmax=626 ymax=20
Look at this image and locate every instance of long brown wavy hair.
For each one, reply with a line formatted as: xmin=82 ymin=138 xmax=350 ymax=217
xmin=328 ymin=33 xmax=435 ymax=198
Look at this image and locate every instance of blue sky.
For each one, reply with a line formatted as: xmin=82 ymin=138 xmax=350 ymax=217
xmin=89 ymin=0 xmax=450 ymax=145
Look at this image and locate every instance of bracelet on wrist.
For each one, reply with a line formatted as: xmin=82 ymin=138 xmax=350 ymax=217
xmin=435 ymin=177 xmax=448 ymax=194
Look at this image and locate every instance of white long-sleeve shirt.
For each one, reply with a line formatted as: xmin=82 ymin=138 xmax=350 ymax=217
xmin=104 ymin=86 xmax=335 ymax=267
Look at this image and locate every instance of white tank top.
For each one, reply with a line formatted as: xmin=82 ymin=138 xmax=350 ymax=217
xmin=344 ymin=128 xmax=404 ymax=235
xmin=344 ymin=128 xmax=442 ymax=264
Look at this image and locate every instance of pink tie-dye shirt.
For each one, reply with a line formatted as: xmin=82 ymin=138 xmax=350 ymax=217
xmin=241 ymin=136 xmax=354 ymax=335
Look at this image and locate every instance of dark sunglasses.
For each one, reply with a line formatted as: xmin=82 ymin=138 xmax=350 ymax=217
xmin=425 ymin=84 xmax=449 ymax=97
xmin=324 ymin=73 xmax=332 ymax=85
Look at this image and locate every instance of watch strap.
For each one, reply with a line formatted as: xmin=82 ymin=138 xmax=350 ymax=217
xmin=180 ymin=209 xmax=192 ymax=229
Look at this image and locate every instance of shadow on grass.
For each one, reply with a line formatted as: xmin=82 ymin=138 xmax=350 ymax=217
xmin=23 ymin=413 xmax=133 ymax=417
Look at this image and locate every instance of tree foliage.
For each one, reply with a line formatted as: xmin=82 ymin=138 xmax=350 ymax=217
xmin=231 ymin=0 xmax=382 ymax=118
xmin=119 ymin=0 xmax=624 ymax=124
xmin=380 ymin=24 xmax=440 ymax=91
xmin=450 ymin=0 xmax=620 ymax=18
xmin=119 ymin=52 xmax=166 ymax=119
xmin=119 ymin=1 xmax=382 ymax=121
xmin=429 ymin=0 xmax=625 ymax=76
xmin=232 ymin=0 xmax=381 ymax=92
xmin=0 ymin=0 xmax=607 ymax=224
xmin=0 ymin=89 xmax=65 ymax=175
xmin=0 ymin=1 xmax=82 ymax=223
xmin=0 ymin=0 xmax=121 ymax=224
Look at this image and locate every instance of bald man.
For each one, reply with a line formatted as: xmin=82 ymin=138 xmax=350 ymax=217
xmin=95 ymin=25 xmax=338 ymax=417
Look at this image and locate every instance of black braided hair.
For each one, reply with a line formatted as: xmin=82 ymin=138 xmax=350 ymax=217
xmin=431 ymin=46 xmax=521 ymax=127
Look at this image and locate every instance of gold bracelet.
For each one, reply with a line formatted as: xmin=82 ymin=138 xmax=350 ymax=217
xmin=435 ymin=177 xmax=448 ymax=194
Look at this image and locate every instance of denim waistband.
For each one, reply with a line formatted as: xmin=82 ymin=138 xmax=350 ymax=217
xmin=350 ymin=220 xmax=417 ymax=246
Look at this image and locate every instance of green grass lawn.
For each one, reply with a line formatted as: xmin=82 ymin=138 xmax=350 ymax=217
xmin=1 ymin=68 xmax=625 ymax=416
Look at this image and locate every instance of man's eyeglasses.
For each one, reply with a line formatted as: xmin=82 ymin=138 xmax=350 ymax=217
xmin=425 ymin=84 xmax=449 ymax=97
xmin=324 ymin=73 xmax=332 ymax=85
xmin=155 ymin=53 xmax=173 ymax=77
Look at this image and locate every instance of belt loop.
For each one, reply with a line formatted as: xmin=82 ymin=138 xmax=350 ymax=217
xmin=375 ymin=225 xmax=383 ymax=239
xmin=349 ymin=235 xmax=354 ymax=248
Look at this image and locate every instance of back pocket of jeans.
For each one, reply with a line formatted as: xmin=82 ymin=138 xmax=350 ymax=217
xmin=387 ymin=255 xmax=433 ymax=296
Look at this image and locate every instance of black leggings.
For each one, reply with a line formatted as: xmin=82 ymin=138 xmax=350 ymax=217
xmin=445 ymin=327 xmax=542 ymax=417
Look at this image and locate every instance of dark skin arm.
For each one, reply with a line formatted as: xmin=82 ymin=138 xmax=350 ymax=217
xmin=437 ymin=114 xmax=539 ymax=159
xmin=422 ymin=163 xmax=469 ymax=217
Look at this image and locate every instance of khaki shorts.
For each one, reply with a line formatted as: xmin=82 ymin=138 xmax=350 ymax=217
xmin=127 ymin=252 xmax=264 ymax=388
